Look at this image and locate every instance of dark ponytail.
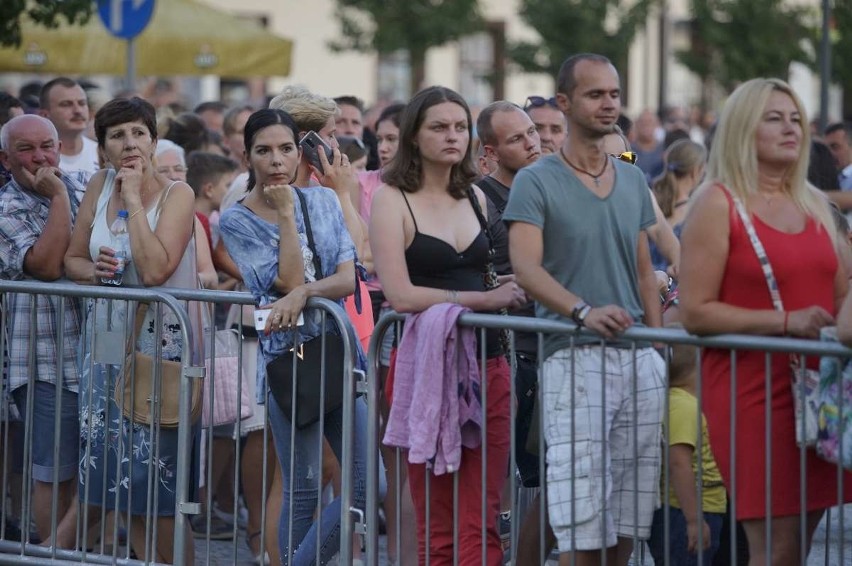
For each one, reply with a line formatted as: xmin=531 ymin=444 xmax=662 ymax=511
xmin=652 ymin=139 xmax=707 ymax=218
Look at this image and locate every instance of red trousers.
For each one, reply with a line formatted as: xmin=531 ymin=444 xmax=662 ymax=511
xmin=405 ymin=356 xmax=511 ymax=566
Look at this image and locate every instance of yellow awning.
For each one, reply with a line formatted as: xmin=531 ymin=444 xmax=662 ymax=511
xmin=0 ymin=0 xmax=292 ymax=78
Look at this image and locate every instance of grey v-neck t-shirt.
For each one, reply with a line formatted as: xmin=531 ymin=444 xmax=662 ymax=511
xmin=503 ymin=154 xmax=656 ymax=358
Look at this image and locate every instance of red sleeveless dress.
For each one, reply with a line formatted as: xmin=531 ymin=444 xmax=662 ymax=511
xmin=702 ymin=189 xmax=852 ymax=519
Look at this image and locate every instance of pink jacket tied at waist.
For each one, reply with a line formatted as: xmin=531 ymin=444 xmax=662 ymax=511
xmin=383 ymin=303 xmax=483 ymax=475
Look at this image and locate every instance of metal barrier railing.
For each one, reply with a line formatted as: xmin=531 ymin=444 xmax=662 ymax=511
xmin=162 ymin=288 xmax=364 ymax=566
xmin=0 ymin=282 xmax=362 ymax=566
xmin=0 ymin=279 xmax=196 ymax=566
xmin=365 ymin=310 xmax=852 ymax=566
xmin=2 ymin=279 xmax=849 ymax=565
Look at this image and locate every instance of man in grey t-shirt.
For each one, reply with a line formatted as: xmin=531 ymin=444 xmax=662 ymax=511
xmin=504 ymin=53 xmax=665 ymax=565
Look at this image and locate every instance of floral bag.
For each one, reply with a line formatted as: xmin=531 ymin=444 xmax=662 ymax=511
xmin=816 ymin=327 xmax=852 ymax=469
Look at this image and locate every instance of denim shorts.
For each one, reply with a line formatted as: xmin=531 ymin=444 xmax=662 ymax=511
xmin=12 ymin=381 xmax=79 ymax=483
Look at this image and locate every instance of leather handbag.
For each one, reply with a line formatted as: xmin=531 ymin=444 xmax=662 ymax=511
xmin=267 ymin=331 xmax=346 ymax=429
xmin=115 ymin=302 xmax=203 ymax=427
xmin=266 ymin=188 xmax=347 ymax=429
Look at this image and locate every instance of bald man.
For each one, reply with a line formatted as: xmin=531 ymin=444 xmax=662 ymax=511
xmin=0 ymin=114 xmax=84 ymax=548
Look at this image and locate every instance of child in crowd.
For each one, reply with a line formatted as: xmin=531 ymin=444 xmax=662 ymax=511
xmin=186 ymin=151 xmax=239 ymax=251
xmin=649 ymin=327 xmax=727 ymax=565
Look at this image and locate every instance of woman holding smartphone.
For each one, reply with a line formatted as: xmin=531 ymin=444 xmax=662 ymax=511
xmin=219 ymin=108 xmax=368 ymax=565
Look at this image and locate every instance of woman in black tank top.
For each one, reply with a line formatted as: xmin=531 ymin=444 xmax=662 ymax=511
xmin=370 ymin=86 xmax=525 ymax=565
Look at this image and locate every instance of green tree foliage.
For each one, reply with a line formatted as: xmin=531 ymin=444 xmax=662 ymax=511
xmin=677 ymin=0 xmax=813 ymax=92
xmin=830 ymin=0 xmax=852 ymax=88
xmin=331 ymin=0 xmax=483 ymax=95
xmin=0 ymin=0 xmax=94 ymax=48
xmin=509 ymin=0 xmax=655 ymax=79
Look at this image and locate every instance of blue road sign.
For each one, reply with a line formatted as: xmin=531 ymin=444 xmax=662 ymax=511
xmin=98 ymin=0 xmax=156 ymax=40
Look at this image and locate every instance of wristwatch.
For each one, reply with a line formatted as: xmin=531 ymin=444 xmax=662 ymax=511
xmin=571 ymin=300 xmax=592 ymax=326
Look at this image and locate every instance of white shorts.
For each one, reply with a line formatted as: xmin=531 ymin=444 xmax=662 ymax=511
xmin=543 ymin=346 xmax=665 ymax=551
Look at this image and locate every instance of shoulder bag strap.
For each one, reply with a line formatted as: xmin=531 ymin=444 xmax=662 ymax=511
xmin=134 ymin=303 xmax=149 ymax=336
xmin=467 ymin=186 xmax=495 ymax=258
xmin=294 ymin=187 xmax=324 ymax=279
xmin=720 ymin=184 xmax=785 ymax=312
xmin=478 ymin=178 xmax=508 ymax=214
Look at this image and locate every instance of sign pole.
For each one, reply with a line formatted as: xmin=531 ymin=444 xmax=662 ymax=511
xmin=126 ymin=38 xmax=136 ymax=92
xmin=98 ymin=0 xmax=154 ymax=92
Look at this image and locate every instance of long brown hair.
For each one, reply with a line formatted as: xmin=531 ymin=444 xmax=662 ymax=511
xmin=382 ymin=86 xmax=478 ymax=199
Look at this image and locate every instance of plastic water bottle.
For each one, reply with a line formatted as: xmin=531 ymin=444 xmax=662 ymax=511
xmin=102 ymin=210 xmax=130 ymax=286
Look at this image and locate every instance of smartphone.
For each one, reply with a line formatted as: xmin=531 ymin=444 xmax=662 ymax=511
xmin=299 ymin=131 xmax=334 ymax=174
xmin=254 ymin=308 xmax=304 ymax=331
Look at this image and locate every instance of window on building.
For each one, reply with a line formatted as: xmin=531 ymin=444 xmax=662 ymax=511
xmin=377 ymin=50 xmax=411 ymax=101
xmin=459 ymin=21 xmax=505 ymax=105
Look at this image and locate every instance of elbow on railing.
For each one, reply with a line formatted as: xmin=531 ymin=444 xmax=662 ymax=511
xmin=385 ymin=298 xmax=416 ymax=314
xmin=32 ymin=265 xmax=64 ymax=282
xmin=382 ymin=290 xmax=421 ymax=314
xmin=139 ymin=269 xmax=173 ymax=288
xmin=679 ymin=304 xmax=714 ymax=337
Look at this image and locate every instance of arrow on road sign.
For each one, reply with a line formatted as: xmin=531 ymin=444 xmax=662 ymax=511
xmin=98 ymin=0 xmax=155 ymax=40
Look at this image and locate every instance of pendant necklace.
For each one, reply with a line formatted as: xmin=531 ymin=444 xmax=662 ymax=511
xmin=560 ymin=147 xmax=608 ymax=187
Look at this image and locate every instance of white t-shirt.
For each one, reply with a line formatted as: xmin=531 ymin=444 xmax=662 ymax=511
xmin=221 ymin=171 xmax=250 ymax=211
xmin=59 ymin=136 xmax=99 ymax=180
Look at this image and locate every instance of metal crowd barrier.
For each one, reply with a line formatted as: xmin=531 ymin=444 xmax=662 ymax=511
xmin=365 ymin=311 xmax=852 ymax=566
xmin=0 ymin=282 xmax=362 ymax=566
xmin=4 ymin=278 xmax=850 ymax=566
xmin=0 ymin=279 xmax=195 ymax=566
xmin=164 ymin=288 xmax=363 ymax=566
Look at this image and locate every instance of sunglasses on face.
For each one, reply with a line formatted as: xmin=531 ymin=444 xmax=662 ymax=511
xmin=524 ymin=96 xmax=558 ymax=110
xmin=610 ymin=151 xmax=637 ymax=165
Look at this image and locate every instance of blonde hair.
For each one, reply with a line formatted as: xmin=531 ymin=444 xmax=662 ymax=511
xmin=707 ymin=78 xmax=834 ymax=239
xmin=156 ymin=105 xmax=176 ymax=139
xmin=268 ymin=85 xmax=337 ymax=134
xmin=653 ymin=139 xmax=706 ymax=218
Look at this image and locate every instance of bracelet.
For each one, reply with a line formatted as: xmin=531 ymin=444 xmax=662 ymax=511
xmin=783 ymin=311 xmax=789 ymax=335
xmin=129 ymin=207 xmax=145 ymax=220
xmin=445 ymin=289 xmax=459 ymax=304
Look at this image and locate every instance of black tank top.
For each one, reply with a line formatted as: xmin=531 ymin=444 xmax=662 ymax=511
xmin=401 ymin=190 xmax=502 ymax=358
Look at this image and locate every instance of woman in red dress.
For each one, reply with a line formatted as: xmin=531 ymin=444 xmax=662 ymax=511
xmin=679 ymin=78 xmax=852 ymax=564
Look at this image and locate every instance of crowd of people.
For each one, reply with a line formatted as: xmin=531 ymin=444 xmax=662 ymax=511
xmin=1 ymin=51 xmax=852 ymax=566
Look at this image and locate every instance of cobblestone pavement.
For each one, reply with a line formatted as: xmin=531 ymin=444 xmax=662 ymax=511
xmin=193 ymin=505 xmax=852 ymax=565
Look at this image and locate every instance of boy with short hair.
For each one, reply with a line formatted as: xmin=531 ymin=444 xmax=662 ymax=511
xmin=186 ymin=151 xmax=239 ymax=248
xmin=648 ymin=329 xmax=726 ymax=565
